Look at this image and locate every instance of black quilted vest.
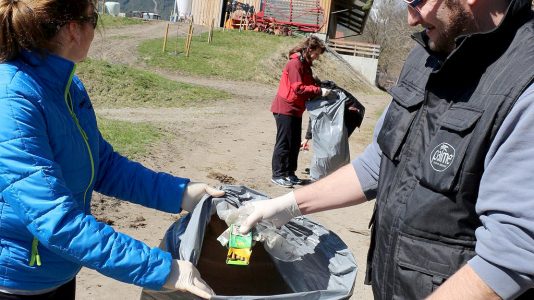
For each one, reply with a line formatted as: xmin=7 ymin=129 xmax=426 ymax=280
xmin=365 ymin=0 xmax=534 ymax=298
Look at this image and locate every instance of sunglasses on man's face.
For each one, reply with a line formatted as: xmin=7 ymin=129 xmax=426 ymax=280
xmin=77 ymin=11 xmax=99 ymax=29
xmin=403 ymin=0 xmax=425 ymax=8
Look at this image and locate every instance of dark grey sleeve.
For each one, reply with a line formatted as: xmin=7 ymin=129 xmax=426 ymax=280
xmin=468 ymin=83 xmax=534 ymax=299
xmin=351 ymin=103 xmax=388 ymax=200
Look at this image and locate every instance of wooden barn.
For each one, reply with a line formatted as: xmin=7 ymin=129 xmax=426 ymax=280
xmin=190 ymin=0 xmax=373 ymax=38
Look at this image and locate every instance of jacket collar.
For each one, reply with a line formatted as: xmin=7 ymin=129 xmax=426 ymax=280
xmin=20 ymin=50 xmax=76 ymax=94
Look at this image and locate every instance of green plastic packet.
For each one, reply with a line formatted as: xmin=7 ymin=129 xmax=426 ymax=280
xmin=226 ymin=224 xmax=252 ymax=265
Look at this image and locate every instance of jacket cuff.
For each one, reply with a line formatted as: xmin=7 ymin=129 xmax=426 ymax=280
xmin=138 ymin=249 xmax=172 ymax=290
xmin=157 ymin=174 xmax=190 ymax=213
xmin=468 ymin=255 xmax=530 ymax=299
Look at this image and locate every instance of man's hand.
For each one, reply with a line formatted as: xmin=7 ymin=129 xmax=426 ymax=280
xmin=163 ymin=260 xmax=214 ymax=299
xmin=321 ymin=88 xmax=332 ymax=97
xmin=239 ymin=192 xmax=301 ymax=234
xmin=182 ymin=182 xmax=225 ymax=212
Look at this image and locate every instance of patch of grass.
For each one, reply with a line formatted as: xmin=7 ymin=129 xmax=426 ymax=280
xmin=138 ymin=30 xmax=296 ymax=82
xmin=76 ymin=59 xmax=230 ymax=108
xmin=138 ymin=30 xmax=376 ymax=93
xmin=98 ymin=117 xmax=163 ymax=159
xmin=98 ymin=15 xmax=145 ymax=28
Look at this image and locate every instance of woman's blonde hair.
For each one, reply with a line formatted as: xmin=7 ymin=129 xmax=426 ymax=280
xmin=0 ymin=0 xmax=96 ymax=62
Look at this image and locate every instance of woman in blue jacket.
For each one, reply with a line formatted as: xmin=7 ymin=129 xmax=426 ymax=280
xmin=0 ymin=1 xmax=222 ymax=299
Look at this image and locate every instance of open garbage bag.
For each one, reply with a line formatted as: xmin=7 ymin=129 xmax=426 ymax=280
xmin=141 ymin=185 xmax=357 ymax=300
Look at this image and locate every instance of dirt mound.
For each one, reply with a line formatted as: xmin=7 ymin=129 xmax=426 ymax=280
xmin=207 ymin=171 xmax=237 ymax=184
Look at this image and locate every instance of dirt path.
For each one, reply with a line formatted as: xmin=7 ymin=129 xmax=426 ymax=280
xmin=79 ymin=21 xmax=390 ymax=300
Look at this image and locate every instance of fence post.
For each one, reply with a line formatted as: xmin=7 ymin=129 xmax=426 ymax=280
xmin=175 ymin=22 xmax=180 ymax=54
xmin=185 ymin=18 xmax=194 ymax=57
xmin=162 ymin=23 xmax=170 ymax=53
xmin=208 ymin=18 xmax=215 ymax=44
xmin=223 ymin=11 xmax=229 ymax=31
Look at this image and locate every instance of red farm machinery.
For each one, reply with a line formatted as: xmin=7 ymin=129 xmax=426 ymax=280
xmin=224 ymin=0 xmax=325 ymax=34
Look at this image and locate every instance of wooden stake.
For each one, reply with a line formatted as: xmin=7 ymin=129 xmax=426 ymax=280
xmin=162 ymin=23 xmax=170 ymax=53
xmin=208 ymin=18 xmax=214 ymax=44
xmin=185 ymin=18 xmax=194 ymax=57
xmin=223 ymin=11 xmax=228 ymax=32
xmin=175 ymin=22 xmax=181 ymax=54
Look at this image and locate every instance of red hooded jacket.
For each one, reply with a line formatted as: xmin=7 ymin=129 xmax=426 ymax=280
xmin=270 ymin=53 xmax=321 ymax=117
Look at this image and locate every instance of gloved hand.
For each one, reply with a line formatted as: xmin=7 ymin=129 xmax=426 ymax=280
xmin=182 ymin=182 xmax=225 ymax=212
xmin=238 ymin=192 xmax=301 ymax=234
xmin=163 ymin=260 xmax=214 ymax=299
xmin=321 ymin=88 xmax=332 ymax=97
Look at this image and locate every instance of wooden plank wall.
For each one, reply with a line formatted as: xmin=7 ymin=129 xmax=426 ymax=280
xmin=319 ymin=0 xmax=332 ymax=33
xmin=190 ymin=0 xmax=330 ymax=30
xmin=191 ymin=0 xmax=262 ymax=27
xmin=191 ymin=0 xmax=221 ymax=26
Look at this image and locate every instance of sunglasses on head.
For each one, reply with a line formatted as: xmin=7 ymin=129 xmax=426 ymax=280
xmin=403 ymin=0 xmax=424 ymax=8
xmin=76 ymin=11 xmax=99 ymax=29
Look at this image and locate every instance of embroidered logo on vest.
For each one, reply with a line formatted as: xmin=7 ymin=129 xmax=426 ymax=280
xmin=430 ymin=143 xmax=455 ymax=172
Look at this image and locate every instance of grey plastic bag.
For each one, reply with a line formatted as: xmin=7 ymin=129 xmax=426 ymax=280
xmin=140 ymin=185 xmax=357 ymax=300
xmin=306 ymin=90 xmax=351 ymax=181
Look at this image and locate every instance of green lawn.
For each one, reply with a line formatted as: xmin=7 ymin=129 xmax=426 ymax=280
xmin=98 ymin=117 xmax=163 ymax=159
xmin=138 ymin=30 xmax=296 ymax=83
xmin=76 ymin=59 xmax=230 ymax=108
xmin=98 ymin=14 xmax=145 ymax=28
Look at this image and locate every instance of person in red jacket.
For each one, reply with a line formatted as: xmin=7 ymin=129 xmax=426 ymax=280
xmin=270 ymin=36 xmax=330 ymax=188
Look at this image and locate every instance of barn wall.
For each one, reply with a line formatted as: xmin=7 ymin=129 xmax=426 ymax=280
xmin=191 ymin=0 xmax=331 ymax=30
xmin=320 ymin=0 xmax=332 ymax=33
xmin=191 ymin=0 xmax=222 ymax=26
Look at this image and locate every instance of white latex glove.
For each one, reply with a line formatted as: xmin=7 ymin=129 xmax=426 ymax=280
xmin=163 ymin=260 xmax=214 ymax=299
xmin=182 ymin=182 xmax=225 ymax=212
xmin=321 ymin=88 xmax=332 ymax=97
xmin=239 ymin=192 xmax=301 ymax=234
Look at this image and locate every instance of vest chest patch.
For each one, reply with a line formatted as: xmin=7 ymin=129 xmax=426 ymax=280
xmin=430 ymin=142 xmax=456 ymax=172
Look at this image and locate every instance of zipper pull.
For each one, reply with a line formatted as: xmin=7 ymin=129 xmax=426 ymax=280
xmin=29 ymin=237 xmax=42 ymax=267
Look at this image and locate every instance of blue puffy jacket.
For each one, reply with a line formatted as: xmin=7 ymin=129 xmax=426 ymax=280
xmin=0 ymin=51 xmax=189 ymax=292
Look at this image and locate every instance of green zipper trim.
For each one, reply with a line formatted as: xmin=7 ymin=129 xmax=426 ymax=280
xmin=64 ymin=65 xmax=95 ymax=211
xmin=29 ymin=237 xmax=41 ymax=267
xmin=29 ymin=65 xmax=96 ymax=267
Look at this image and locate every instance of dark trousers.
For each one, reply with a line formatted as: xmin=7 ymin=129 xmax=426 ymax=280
xmin=0 ymin=278 xmax=75 ymax=300
xmin=272 ymin=113 xmax=302 ymax=178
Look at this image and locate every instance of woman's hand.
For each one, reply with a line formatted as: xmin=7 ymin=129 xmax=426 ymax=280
xmin=163 ymin=260 xmax=214 ymax=299
xmin=181 ymin=182 xmax=225 ymax=212
xmin=300 ymin=139 xmax=310 ymax=151
xmin=321 ymin=88 xmax=332 ymax=97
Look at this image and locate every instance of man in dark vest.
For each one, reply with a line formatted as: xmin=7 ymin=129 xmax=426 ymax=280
xmin=239 ymin=0 xmax=534 ymax=298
